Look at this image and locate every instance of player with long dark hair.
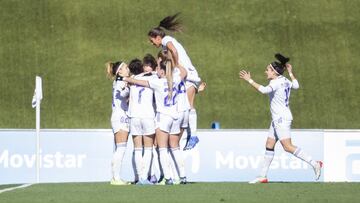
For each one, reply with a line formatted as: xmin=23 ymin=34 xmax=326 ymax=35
xmin=239 ymin=54 xmax=323 ymax=183
xmin=148 ymin=13 xmax=205 ymax=150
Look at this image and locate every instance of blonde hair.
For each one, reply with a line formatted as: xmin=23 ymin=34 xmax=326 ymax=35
xmin=105 ymin=61 xmax=127 ymax=80
xmin=165 ymin=59 xmax=173 ymax=101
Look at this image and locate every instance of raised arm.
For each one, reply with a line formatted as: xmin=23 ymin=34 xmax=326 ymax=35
xmin=239 ymin=70 xmax=272 ymax=94
xmin=286 ymin=64 xmax=299 ymax=89
xmin=166 ymin=42 xmax=179 ymax=66
xmin=123 ymin=77 xmax=150 ymax=88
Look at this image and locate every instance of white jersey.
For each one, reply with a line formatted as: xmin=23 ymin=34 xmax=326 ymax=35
xmin=266 ymin=76 xmax=299 ymax=121
xmin=112 ymin=80 xmax=129 ymax=112
xmin=127 ymin=73 xmax=157 ymax=118
xmin=173 ymin=68 xmax=190 ymax=112
xmin=148 ymin=75 xmax=182 ymax=118
xmin=162 ymin=36 xmax=201 ymax=82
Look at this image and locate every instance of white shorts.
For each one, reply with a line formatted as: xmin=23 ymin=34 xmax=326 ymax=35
xmin=130 ymin=117 xmax=155 ymax=136
xmin=111 ymin=110 xmax=129 ymax=134
xmin=177 ymin=110 xmax=189 ymax=129
xmin=156 ymin=112 xmax=180 ymax=134
xmin=185 ymin=80 xmax=202 ymax=91
xmin=268 ymin=118 xmax=291 ymax=141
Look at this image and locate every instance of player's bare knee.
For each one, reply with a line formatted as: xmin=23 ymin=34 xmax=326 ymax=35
xmin=282 ymin=144 xmax=294 ymax=153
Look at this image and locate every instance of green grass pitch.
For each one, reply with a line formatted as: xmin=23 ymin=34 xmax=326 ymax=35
xmin=1 ymin=182 xmax=360 ymax=203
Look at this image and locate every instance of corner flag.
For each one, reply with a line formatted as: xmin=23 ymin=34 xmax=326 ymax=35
xmin=32 ymin=76 xmax=42 ymax=183
xmin=31 ymin=76 xmax=43 ymax=108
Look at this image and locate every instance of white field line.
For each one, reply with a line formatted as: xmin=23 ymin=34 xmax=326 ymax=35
xmin=0 ymin=184 xmax=33 ymax=194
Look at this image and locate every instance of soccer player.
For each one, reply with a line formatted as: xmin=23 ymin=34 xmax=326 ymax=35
xmin=239 ymin=54 xmax=323 ymax=183
xmin=142 ymin=54 xmax=165 ymax=184
xmin=148 ymin=13 xmax=204 ymax=150
xmin=169 ymin=72 xmax=189 ymax=184
xmin=123 ymin=53 xmax=187 ymax=185
xmin=127 ymin=58 xmax=158 ymax=185
xmin=143 ymin=53 xmax=157 ymax=74
xmin=106 ymin=61 xmax=131 ymax=185
xmin=157 ymin=50 xmax=188 ymax=184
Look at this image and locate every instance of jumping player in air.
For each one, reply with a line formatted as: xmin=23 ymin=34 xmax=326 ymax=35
xmin=239 ymin=53 xmax=323 ymax=183
xmin=148 ymin=13 xmax=205 ymax=150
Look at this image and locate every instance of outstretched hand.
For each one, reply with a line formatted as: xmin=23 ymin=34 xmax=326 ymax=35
xmin=239 ymin=70 xmax=251 ymax=81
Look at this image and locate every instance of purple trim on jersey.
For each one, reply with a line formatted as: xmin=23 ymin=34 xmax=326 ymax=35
xmin=268 ymin=85 xmax=274 ymax=92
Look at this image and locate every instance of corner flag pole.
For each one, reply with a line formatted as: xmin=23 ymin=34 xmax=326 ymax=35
xmin=32 ymin=76 xmax=43 ymax=184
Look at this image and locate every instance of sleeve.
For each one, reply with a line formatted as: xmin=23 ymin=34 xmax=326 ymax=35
xmin=148 ymin=78 xmax=161 ymax=91
xmin=257 ymin=80 xmax=279 ymax=94
xmin=161 ymin=36 xmax=172 ymax=47
xmin=258 ymin=85 xmax=274 ymax=94
xmin=291 ymin=79 xmax=300 ymax=90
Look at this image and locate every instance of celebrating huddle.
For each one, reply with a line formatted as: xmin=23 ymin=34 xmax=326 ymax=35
xmin=106 ymin=13 xmax=323 ymax=185
xmin=106 ymin=14 xmax=205 ymax=185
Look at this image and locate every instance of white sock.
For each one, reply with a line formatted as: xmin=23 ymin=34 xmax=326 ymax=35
xmin=132 ymin=151 xmax=138 ymax=182
xmin=150 ymin=146 xmax=158 ymax=177
xmin=141 ymin=147 xmax=152 ymax=180
xmin=159 ymin=147 xmax=172 ymax=180
xmin=259 ymin=149 xmax=274 ymax=178
xmin=169 ymin=151 xmax=178 ymax=180
xmin=170 ymin=147 xmax=186 ymax=178
xmin=155 ymin=147 xmax=164 ymax=177
xmin=111 ymin=142 xmax=127 ymax=180
xmin=293 ymin=147 xmax=316 ymax=168
xmin=134 ymin=148 xmax=143 ymax=180
xmin=189 ymin=109 xmax=197 ymax=136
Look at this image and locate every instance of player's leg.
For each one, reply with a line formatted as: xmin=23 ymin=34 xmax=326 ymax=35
xmin=169 ymin=134 xmax=186 ymax=183
xmin=249 ymin=137 xmax=276 ymax=184
xmin=184 ymin=83 xmax=199 ymax=150
xmin=129 ymin=117 xmax=144 ymax=183
xmin=139 ymin=134 xmax=154 ymax=184
xmin=250 ymin=122 xmax=277 ymax=184
xmin=110 ymin=114 xmax=130 ymax=185
xmin=132 ymin=135 xmax=143 ymax=183
xmin=169 ymin=111 xmax=187 ymax=184
xmin=277 ymin=119 xmax=323 ymax=180
xmin=111 ymin=129 xmax=129 ymax=185
xmin=156 ymin=128 xmax=172 ymax=184
xmin=149 ymin=138 xmax=163 ymax=183
xmin=156 ymin=113 xmax=173 ymax=184
xmin=280 ymin=138 xmax=322 ymax=179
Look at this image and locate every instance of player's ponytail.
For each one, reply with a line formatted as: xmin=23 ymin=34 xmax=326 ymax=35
xmin=165 ymin=59 xmax=173 ymax=101
xmin=148 ymin=13 xmax=182 ymax=38
xmin=105 ymin=61 xmax=125 ymax=80
xmin=159 ymin=57 xmax=174 ymax=102
xmin=270 ymin=53 xmax=290 ymax=75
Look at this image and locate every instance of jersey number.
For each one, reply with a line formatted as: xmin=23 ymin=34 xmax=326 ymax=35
xmin=284 ymin=87 xmax=290 ymax=107
xmin=164 ymin=87 xmax=178 ymax=107
xmin=137 ymin=86 xmax=145 ymax=104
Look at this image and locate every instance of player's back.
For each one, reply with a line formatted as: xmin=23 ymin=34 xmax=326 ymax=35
xmin=149 ymin=75 xmax=182 ymax=119
xmin=128 ymin=74 xmax=157 ymax=118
